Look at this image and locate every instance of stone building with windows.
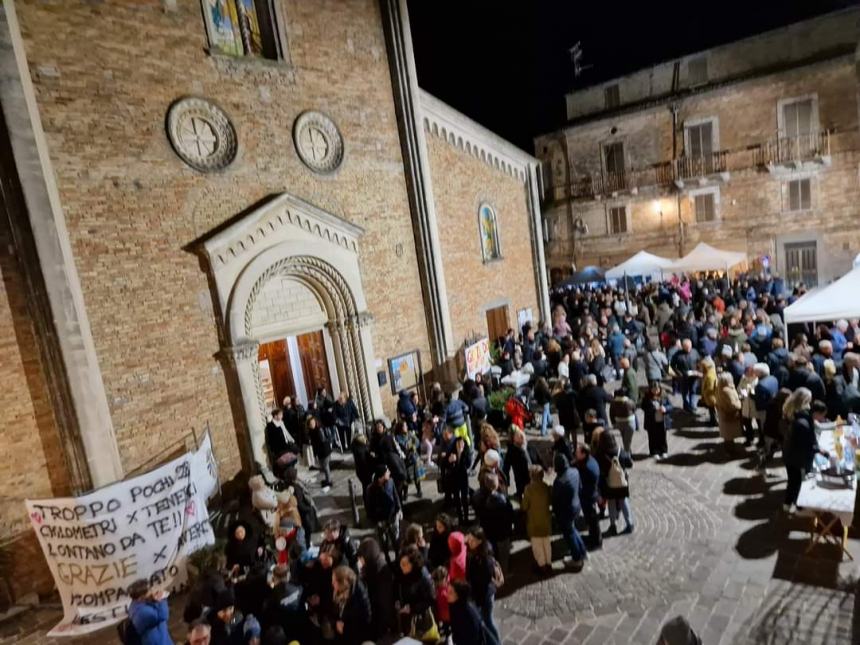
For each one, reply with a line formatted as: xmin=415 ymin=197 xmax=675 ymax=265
xmin=0 ymin=0 xmax=548 ymax=600
xmin=536 ymin=7 xmax=860 ymax=288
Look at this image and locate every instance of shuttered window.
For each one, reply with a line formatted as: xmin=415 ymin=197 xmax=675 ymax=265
xmin=787 ymin=178 xmax=811 ymax=211
xmin=694 ymin=193 xmax=716 ymax=222
xmin=609 ymin=206 xmax=628 ymax=234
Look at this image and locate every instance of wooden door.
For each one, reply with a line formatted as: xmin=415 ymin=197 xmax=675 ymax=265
xmin=258 ymin=339 xmax=294 ymax=409
xmin=297 ymin=330 xmax=331 ymax=398
xmin=486 ymin=305 xmax=510 ymax=348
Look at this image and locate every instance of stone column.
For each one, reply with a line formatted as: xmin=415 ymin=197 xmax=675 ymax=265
xmin=223 ymin=341 xmax=264 ymax=471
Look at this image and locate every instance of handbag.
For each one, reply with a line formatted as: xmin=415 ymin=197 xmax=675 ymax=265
xmin=410 ymin=608 xmax=441 ymax=643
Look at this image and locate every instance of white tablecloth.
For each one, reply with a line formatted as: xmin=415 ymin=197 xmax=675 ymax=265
xmin=797 ymin=429 xmax=857 ymax=525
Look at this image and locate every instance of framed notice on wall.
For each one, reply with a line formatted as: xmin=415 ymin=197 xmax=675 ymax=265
xmin=388 ymin=349 xmax=422 ymax=394
xmin=517 ymin=307 xmax=534 ymax=330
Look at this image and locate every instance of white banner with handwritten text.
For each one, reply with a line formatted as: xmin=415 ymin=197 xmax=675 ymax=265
xmin=26 ymin=433 xmax=219 ymax=636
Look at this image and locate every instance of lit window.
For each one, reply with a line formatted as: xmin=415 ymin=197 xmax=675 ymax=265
xmin=201 ymin=0 xmax=286 ymax=60
xmin=478 ymin=203 xmax=501 ymax=261
xmin=787 ymin=178 xmax=811 ymax=211
xmin=609 ymin=206 xmax=627 ymax=234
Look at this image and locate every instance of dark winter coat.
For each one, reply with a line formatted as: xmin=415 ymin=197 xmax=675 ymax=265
xmin=311 ymin=424 xmax=333 ymax=460
xmin=576 ymin=455 xmax=600 ymax=506
xmin=551 ymin=454 xmax=582 ymax=525
xmin=449 ymin=598 xmax=487 ymax=645
xmin=365 ymin=479 xmax=401 ymax=523
xmin=502 ymin=443 xmax=532 ymax=496
xmin=471 ymin=487 xmax=514 ymax=543
xmin=336 ymin=580 xmax=374 ymax=645
xmin=361 ymin=554 xmax=397 ymax=640
xmin=783 ymin=410 xmax=821 ymax=471
xmin=396 ymin=567 xmax=435 ymax=616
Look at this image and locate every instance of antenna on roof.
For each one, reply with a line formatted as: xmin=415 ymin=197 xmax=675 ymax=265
xmin=569 ymin=42 xmax=593 ymax=78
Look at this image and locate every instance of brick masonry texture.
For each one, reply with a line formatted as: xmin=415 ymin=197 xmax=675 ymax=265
xmin=3 ymin=0 xmax=546 ymax=601
xmin=427 ymin=134 xmax=540 ymax=343
xmin=538 ymin=55 xmax=860 ymax=282
xmin=0 ymin=211 xmax=70 ymax=597
xmin=15 ymin=0 xmax=434 ymax=478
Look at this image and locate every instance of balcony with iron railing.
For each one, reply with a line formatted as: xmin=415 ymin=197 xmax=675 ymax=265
xmin=549 ymin=129 xmax=839 ymax=203
xmin=753 ymin=130 xmax=831 ymax=168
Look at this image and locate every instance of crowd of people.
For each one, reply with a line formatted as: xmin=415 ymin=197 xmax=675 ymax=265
xmin=123 ymin=269 xmax=859 ymax=645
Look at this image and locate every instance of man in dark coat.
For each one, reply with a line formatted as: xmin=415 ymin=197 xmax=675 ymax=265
xmin=578 ymin=374 xmax=612 ymax=423
xmin=575 ymin=443 xmax=602 ymax=550
xmin=551 ymin=453 xmax=587 ymax=567
xmin=265 ymin=408 xmax=298 ymax=467
xmin=365 ymin=465 xmax=401 ymax=564
xmin=471 ymin=471 xmax=514 ymax=572
xmin=554 ymin=382 xmax=581 ymax=435
xmin=333 ymin=391 xmax=360 ymax=453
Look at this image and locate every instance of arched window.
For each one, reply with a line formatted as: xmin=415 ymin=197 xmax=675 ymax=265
xmin=478 ymin=203 xmax=501 ymax=262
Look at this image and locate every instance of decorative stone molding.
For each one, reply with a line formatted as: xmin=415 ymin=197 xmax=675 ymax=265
xmin=222 ymin=341 xmax=261 ymax=365
xmin=243 ymin=255 xmax=373 ymax=423
xmin=166 ymin=97 xmax=237 ymax=172
xmin=418 ymin=89 xmax=537 ymax=182
xmin=293 ymin=110 xmax=344 ymax=173
xmin=206 ymin=192 xmax=363 ymax=270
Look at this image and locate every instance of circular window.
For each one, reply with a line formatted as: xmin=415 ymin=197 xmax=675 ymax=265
xmin=293 ymin=110 xmax=344 ymax=174
xmin=166 ymin=97 xmax=237 ymax=172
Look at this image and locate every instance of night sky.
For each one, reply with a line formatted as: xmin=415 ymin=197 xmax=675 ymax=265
xmin=407 ymin=0 xmax=858 ymax=152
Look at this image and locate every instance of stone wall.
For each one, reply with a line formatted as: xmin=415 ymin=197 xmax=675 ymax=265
xmin=426 ymin=134 xmax=540 ymax=348
xmin=539 ymin=54 xmax=860 ymax=284
xmin=15 ymin=0 xmax=432 ymax=476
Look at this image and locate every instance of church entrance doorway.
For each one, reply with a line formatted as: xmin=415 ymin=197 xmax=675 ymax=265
xmin=486 ymin=304 xmax=510 ymax=347
xmin=194 ymin=192 xmax=385 ymax=472
xmin=258 ymin=331 xmax=333 ymax=411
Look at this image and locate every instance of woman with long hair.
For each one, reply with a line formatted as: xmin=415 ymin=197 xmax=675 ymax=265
xmin=781 ymin=388 xmax=829 ymax=513
xmin=331 ymin=565 xmax=373 ymax=644
xmin=356 ymin=537 xmax=396 ymax=641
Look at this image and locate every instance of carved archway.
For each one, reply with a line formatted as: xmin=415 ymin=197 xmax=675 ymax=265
xmin=241 ymin=255 xmax=375 ymax=428
xmin=192 ymin=192 xmax=384 ymax=471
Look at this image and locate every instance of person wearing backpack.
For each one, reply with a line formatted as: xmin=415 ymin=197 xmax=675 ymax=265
xmin=465 ymin=527 xmax=501 ymax=645
xmin=595 ymin=430 xmax=634 ymax=536
xmin=126 ymin=579 xmax=173 ymax=645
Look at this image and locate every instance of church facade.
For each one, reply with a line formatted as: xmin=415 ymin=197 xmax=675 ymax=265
xmin=0 ymin=0 xmax=548 ymax=599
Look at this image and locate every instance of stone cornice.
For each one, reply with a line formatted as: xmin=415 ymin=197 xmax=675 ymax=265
xmin=197 ymin=192 xmax=364 ymax=269
xmin=418 ymin=88 xmax=538 ymax=181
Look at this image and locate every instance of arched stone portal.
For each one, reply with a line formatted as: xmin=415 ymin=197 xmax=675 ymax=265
xmin=193 ymin=192 xmax=383 ymax=471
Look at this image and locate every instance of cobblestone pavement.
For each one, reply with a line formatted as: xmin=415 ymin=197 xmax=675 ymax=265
xmin=3 ymin=398 xmax=859 ymax=644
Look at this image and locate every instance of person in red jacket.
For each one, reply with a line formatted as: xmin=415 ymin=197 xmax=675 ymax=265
xmin=447 ymin=531 xmax=467 ymax=582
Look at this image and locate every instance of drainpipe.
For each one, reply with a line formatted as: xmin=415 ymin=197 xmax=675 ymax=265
xmin=558 ymin=132 xmax=576 ymax=269
xmin=670 ymin=103 xmax=685 ymax=257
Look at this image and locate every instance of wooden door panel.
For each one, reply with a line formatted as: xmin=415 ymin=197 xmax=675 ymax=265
xmin=258 ymin=339 xmax=294 ymax=407
xmin=297 ymin=331 xmax=331 ymax=397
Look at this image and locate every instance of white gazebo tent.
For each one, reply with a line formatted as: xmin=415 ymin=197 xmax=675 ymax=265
xmin=606 ymin=250 xmax=675 ymax=279
xmin=783 ymin=266 xmax=860 ymax=324
xmin=666 ymin=242 xmax=747 ymax=273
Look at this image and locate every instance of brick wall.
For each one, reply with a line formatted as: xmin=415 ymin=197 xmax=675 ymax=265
xmin=425 ymin=135 xmax=540 ymax=349
xmin=0 ymin=212 xmax=67 ymax=597
xmin=15 ymin=0 xmax=432 ymax=475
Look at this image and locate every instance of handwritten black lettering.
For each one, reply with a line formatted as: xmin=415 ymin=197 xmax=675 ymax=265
xmin=119 ymin=532 xmax=145 ymax=551
xmin=152 ymin=545 xmax=167 ymax=564
xmin=130 ymin=475 xmax=175 ymax=504
xmin=146 ymin=516 xmax=171 ymax=538
xmin=47 ymin=542 xmax=116 ymax=561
